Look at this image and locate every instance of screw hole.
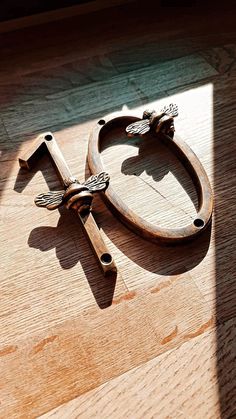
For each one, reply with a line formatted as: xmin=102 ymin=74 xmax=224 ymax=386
xmin=100 ymin=253 xmax=112 ymax=265
xmin=98 ymin=119 xmax=105 ymax=125
xmin=194 ymin=218 xmax=205 ymax=228
xmin=45 ymin=134 xmax=53 ymax=141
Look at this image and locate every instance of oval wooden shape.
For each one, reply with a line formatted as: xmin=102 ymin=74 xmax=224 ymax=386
xmin=88 ymin=112 xmax=213 ymax=244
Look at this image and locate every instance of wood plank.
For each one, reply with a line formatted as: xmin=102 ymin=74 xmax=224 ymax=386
xmin=1 ymin=54 xmax=217 ymax=139
xmin=0 ymin=55 xmax=118 ymax=109
xmin=1 ymin=2 xmax=236 ymax=81
xmin=40 ymin=317 xmax=236 ymax=419
xmin=0 ymin=58 xmax=234 ymax=419
xmin=0 ymin=273 xmax=211 ymax=418
xmin=0 ymin=41 xmax=227 ymax=109
xmin=0 ymin=4 xmax=236 ymax=418
xmin=201 ymin=44 xmax=236 ymax=75
xmin=0 ymin=0 xmax=134 ymax=34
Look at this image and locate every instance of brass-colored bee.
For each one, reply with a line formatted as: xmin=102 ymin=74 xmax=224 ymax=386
xmin=35 ymin=172 xmax=109 ymax=214
xmin=126 ymin=103 xmax=178 ymax=137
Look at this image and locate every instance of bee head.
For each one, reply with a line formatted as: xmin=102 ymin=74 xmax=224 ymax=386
xmin=142 ymin=109 xmax=156 ymax=120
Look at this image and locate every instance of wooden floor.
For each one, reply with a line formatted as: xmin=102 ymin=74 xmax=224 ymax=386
xmin=0 ymin=2 xmax=236 ymax=418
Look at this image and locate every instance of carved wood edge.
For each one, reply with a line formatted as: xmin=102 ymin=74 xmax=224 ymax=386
xmin=88 ymin=112 xmax=214 ymax=244
xmin=19 ymin=132 xmax=117 ymax=276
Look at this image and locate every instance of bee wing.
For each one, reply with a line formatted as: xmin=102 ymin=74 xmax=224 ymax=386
xmin=34 ymin=190 xmax=64 ymax=210
xmin=126 ymin=119 xmax=150 ymax=136
xmin=161 ymin=103 xmax=178 ymax=118
xmin=83 ymin=172 xmax=110 ymax=192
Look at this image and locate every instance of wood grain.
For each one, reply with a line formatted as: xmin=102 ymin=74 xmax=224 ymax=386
xmin=40 ymin=318 xmax=236 ymax=419
xmin=0 ymin=273 xmax=211 ymax=418
xmin=1 ymin=54 xmax=217 ymax=140
xmin=0 ymin=3 xmax=236 ymax=418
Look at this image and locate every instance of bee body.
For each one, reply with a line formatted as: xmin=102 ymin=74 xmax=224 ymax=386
xmin=126 ymin=103 xmax=178 ymax=138
xmin=35 ymin=172 xmax=109 ymax=215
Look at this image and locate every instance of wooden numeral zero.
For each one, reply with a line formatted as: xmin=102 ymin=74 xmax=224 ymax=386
xmin=88 ymin=113 xmax=213 ymax=244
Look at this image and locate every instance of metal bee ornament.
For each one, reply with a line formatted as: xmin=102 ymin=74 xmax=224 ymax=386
xmin=126 ymin=103 xmax=178 ymax=138
xmin=35 ymin=171 xmax=109 ymax=214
